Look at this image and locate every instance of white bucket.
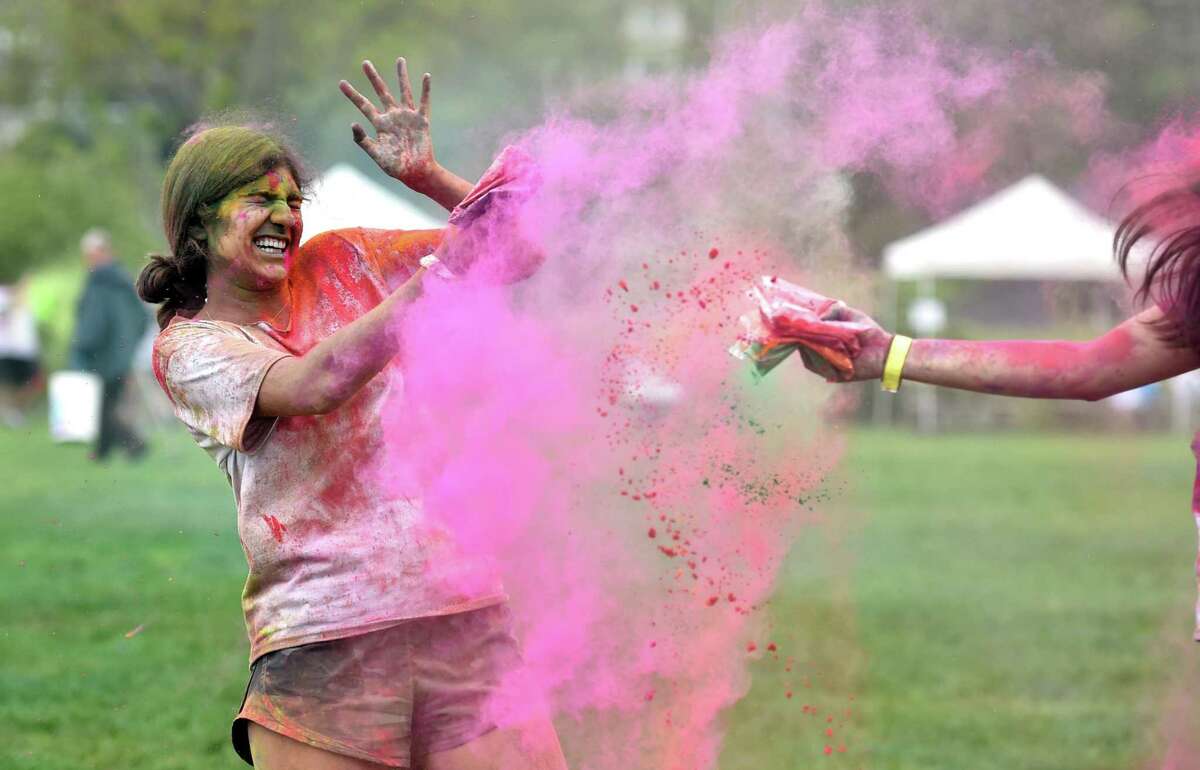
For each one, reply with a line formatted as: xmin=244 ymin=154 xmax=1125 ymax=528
xmin=48 ymin=371 xmax=102 ymax=443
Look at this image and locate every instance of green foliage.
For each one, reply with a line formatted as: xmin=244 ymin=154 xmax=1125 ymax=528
xmin=0 ymin=0 xmax=646 ymax=277
xmin=4 ymin=0 xmax=1200 ymax=277
xmin=0 ymin=126 xmax=159 ymax=282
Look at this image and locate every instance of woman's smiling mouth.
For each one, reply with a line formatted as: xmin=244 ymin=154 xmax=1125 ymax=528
xmin=253 ymin=235 xmax=289 ymax=256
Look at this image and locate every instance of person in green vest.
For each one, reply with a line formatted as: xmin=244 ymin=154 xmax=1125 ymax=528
xmin=69 ymin=228 xmax=150 ymax=460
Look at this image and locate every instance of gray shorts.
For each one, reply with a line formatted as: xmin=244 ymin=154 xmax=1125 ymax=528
xmin=232 ymin=603 xmax=520 ymax=767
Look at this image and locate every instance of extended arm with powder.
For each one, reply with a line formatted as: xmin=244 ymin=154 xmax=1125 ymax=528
xmin=255 ymin=269 xmax=425 ymax=417
xmin=890 ymin=307 xmax=1200 ymax=400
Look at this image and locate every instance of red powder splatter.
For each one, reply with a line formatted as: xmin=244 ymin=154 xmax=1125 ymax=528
xmin=648 ymin=527 xmax=657 ymax=539
xmin=746 ymin=642 xmax=757 ymax=652
xmin=630 ymin=304 xmax=639 ymax=313
xmin=823 ymin=746 xmax=833 ymax=756
xmin=727 ymin=593 xmax=736 ymax=602
xmin=618 ymin=279 xmax=629 ymax=292
xmin=786 ymin=690 xmax=793 ymax=699
xmin=262 ymin=515 xmax=287 ymax=543
xmin=767 ymin=642 xmax=777 ymax=652
xmin=644 ymin=690 xmax=655 ymax=701
xmin=659 ymin=546 xmax=678 ymax=558
xmin=825 ymin=727 xmax=834 ymax=737
xmin=706 ymin=596 xmax=719 ymax=606
xmin=708 ymin=247 xmax=719 ymax=259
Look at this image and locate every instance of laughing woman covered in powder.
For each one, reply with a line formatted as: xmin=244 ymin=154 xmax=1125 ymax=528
xmin=137 ymin=58 xmax=566 ymax=770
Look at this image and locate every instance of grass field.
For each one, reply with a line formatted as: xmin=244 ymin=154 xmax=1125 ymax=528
xmin=2 ymin=423 xmax=1198 ymax=769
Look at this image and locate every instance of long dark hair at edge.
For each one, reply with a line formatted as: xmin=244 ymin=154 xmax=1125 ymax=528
xmin=1116 ymin=176 xmax=1200 ymax=351
xmin=137 ymin=117 xmax=311 ymax=328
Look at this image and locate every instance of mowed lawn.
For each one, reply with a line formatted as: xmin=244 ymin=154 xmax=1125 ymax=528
xmin=2 ymin=423 xmax=1198 ymax=769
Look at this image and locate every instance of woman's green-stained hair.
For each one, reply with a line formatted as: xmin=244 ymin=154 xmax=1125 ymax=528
xmin=137 ymin=117 xmax=311 ymax=328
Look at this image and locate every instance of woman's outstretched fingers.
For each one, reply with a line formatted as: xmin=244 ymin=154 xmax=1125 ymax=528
xmin=339 ymin=80 xmax=380 ymax=124
xmin=396 ymin=57 xmax=415 ymax=109
xmin=419 ymin=73 xmax=431 ymax=118
xmin=362 ymin=60 xmax=398 ymax=108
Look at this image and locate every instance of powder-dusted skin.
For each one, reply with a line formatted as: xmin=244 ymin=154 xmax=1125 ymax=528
xmin=152 ymin=228 xmax=506 ymax=663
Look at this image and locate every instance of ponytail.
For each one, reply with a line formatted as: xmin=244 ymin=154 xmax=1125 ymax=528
xmin=137 ymin=236 xmax=208 ymax=328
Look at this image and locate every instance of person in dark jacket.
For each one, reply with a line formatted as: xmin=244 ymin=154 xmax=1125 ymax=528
xmin=69 ymin=228 xmax=150 ymax=460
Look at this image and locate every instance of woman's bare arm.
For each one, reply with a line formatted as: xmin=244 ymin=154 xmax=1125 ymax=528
xmin=256 ymin=268 xmax=425 ymax=416
xmin=828 ymin=305 xmax=1200 ymax=400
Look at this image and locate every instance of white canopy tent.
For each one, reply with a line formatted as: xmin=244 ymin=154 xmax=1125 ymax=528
xmin=883 ymin=174 xmax=1121 ymax=282
xmin=300 ymin=163 xmax=444 ymax=244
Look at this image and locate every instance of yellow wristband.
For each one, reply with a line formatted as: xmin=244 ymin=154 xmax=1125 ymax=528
xmin=880 ymin=335 xmax=913 ymax=393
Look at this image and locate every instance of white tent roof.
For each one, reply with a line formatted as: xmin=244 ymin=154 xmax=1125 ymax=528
xmin=882 ymin=175 xmax=1120 ymax=282
xmin=300 ymin=163 xmax=444 ymax=244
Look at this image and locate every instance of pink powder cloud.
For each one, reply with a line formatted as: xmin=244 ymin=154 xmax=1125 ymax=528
xmin=370 ymin=6 xmax=1115 ymax=766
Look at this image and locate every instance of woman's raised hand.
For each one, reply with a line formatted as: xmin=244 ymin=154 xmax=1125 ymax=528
xmin=339 ymin=58 xmax=438 ymax=190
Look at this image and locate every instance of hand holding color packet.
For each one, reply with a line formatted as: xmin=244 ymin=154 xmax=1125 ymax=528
xmin=729 ymin=276 xmax=872 ymax=379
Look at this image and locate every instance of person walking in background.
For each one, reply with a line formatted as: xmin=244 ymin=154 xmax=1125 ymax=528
xmin=0 ymin=277 xmax=42 ymax=427
xmin=69 ymin=228 xmax=150 ymax=460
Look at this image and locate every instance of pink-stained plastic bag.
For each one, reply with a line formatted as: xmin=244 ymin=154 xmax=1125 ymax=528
xmin=729 ymin=276 xmax=871 ymax=379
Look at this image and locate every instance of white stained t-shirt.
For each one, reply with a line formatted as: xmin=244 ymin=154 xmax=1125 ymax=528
xmin=152 ymin=228 xmax=504 ymax=663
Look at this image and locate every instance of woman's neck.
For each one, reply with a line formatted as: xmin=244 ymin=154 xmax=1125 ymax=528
xmin=198 ymin=274 xmax=290 ymax=327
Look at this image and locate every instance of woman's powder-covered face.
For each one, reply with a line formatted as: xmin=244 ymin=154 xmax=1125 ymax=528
xmin=204 ymin=166 xmax=303 ymax=290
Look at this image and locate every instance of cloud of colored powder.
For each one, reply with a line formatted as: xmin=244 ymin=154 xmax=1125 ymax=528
xmin=374 ymin=6 xmax=1112 ymax=767
xmin=1085 ymin=113 xmax=1200 ymax=214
